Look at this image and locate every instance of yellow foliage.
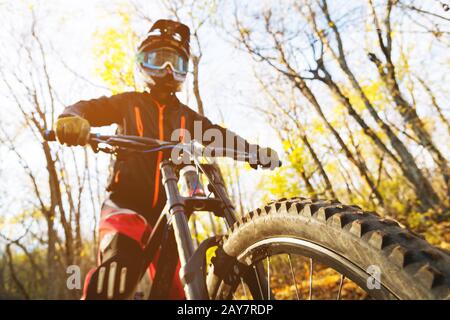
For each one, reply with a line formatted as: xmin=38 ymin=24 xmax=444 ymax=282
xmin=361 ymin=81 xmax=386 ymax=111
xmin=340 ymin=80 xmax=387 ymax=113
xmin=396 ymin=48 xmax=411 ymax=81
xmin=92 ymin=11 xmax=140 ymax=94
xmin=420 ymin=116 xmax=436 ymax=134
xmin=331 ymin=103 xmax=346 ymax=117
xmin=282 ymin=139 xmax=292 ymax=151
xmin=311 ymin=118 xmax=326 ymax=135
xmin=7 ymin=209 xmax=42 ymax=224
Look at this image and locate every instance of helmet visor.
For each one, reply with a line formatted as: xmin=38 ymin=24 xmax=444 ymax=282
xmin=138 ymin=47 xmax=188 ymax=75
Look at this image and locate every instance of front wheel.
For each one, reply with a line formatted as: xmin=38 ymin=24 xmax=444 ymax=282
xmin=206 ymin=197 xmax=450 ymax=300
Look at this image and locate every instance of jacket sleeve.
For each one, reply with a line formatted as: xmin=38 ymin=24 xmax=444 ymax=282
xmin=59 ymin=92 xmax=132 ymax=127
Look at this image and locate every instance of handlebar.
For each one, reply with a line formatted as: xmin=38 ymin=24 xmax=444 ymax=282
xmin=44 ymin=130 xmax=171 ymax=147
xmin=44 ymin=130 xmax=282 ymax=168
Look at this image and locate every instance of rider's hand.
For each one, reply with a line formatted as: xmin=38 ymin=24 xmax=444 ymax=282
xmin=55 ymin=115 xmax=90 ymax=146
xmin=250 ymin=146 xmax=281 ymax=170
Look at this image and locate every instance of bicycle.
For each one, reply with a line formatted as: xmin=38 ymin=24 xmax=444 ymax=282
xmin=44 ymin=130 xmax=450 ymax=300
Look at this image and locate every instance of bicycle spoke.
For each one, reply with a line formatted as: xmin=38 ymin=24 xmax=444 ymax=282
xmin=240 ymin=277 xmax=249 ymax=300
xmin=287 ymin=254 xmax=300 ymax=300
xmin=266 ymin=256 xmax=271 ymax=300
xmin=309 ymin=258 xmax=313 ymax=300
xmin=208 ymin=212 xmax=217 ymax=236
xmin=337 ymin=274 xmax=345 ymax=300
xmin=253 ymin=265 xmax=264 ymax=299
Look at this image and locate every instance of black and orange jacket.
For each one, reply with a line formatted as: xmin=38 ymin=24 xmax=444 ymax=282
xmin=60 ymin=91 xmax=253 ymax=224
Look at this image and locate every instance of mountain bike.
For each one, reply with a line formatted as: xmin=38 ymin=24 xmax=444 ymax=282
xmin=44 ymin=130 xmax=450 ymax=300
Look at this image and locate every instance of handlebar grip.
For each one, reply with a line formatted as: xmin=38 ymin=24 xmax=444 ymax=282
xmin=44 ymin=130 xmax=56 ymax=141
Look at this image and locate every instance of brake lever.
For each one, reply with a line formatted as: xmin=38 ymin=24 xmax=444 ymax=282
xmin=89 ymin=138 xmax=100 ymax=153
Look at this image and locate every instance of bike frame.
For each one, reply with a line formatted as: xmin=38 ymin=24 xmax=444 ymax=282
xmin=142 ymin=159 xmax=236 ymax=299
xmin=147 ymin=159 xmax=271 ymax=300
xmin=44 ymin=130 xmax=268 ymax=300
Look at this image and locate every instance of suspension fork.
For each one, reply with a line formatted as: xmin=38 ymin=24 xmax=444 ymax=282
xmin=160 ymin=160 xmax=207 ymax=299
xmin=161 ymin=161 xmax=270 ymax=300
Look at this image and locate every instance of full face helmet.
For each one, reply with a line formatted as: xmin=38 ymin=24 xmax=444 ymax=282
xmin=137 ymin=19 xmax=190 ymax=92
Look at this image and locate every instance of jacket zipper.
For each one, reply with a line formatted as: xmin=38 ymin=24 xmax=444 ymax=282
xmin=152 ymin=100 xmax=166 ymax=208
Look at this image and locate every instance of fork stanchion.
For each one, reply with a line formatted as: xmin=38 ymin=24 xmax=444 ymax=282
xmin=160 ymin=160 xmax=208 ymax=299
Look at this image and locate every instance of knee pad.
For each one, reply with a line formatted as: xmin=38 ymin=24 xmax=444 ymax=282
xmin=83 ymin=233 xmax=145 ymax=300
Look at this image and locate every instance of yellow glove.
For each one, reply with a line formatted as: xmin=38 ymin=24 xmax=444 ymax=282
xmin=55 ymin=116 xmax=90 ymax=146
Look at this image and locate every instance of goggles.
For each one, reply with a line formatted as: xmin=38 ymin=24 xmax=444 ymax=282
xmin=137 ymin=47 xmax=188 ymax=75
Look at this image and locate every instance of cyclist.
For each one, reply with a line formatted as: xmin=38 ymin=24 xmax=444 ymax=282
xmin=55 ymin=19 xmax=280 ymax=299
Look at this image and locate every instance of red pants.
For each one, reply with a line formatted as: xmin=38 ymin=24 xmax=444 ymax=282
xmin=82 ymin=200 xmax=185 ymax=300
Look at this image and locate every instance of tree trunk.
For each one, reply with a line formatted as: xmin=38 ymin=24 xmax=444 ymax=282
xmin=301 ymin=170 xmax=317 ymax=197
xmin=299 ymin=132 xmax=336 ymax=199
xmin=317 ymin=0 xmax=443 ymax=210
xmin=368 ymin=0 xmax=448 ymax=203
xmin=416 ymin=76 xmax=450 ymax=137
xmin=6 ymin=245 xmax=30 ymax=300
xmin=255 ymin=75 xmax=338 ymax=199
xmin=192 ymin=55 xmax=205 ymax=116
xmin=43 ymin=141 xmax=74 ymax=267
xmin=292 ymin=76 xmax=385 ymax=206
xmin=46 ymin=216 xmax=58 ymax=299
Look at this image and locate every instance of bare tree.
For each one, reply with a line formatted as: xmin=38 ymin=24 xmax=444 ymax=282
xmin=0 ymin=9 xmax=101 ymax=299
xmin=367 ymin=0 xmax=449 ymax=198
xmin=304 ymin=0 xmax=443 ymax=210
xmin=415 ymin=75 xmax=450 ymax=136
xmin=234 ymin=8 xmax=385 ymax=207
xmin=255 ymin=74 xmax=337 ymax=199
